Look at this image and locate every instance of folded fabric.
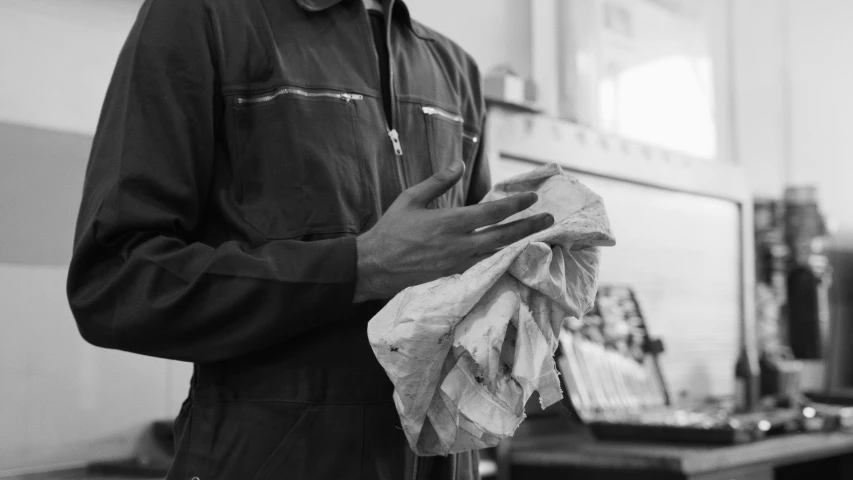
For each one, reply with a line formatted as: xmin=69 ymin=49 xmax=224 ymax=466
xmin=367 ymin=163 xmax=616 ymax=456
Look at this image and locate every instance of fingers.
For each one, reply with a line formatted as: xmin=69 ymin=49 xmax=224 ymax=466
xmin=469 ymin=212 xmax=554 ymax=252
xmin=451 ymin=193 xmax=539 ymax=231
xmin=403 ymin=161 xmax=465 ymax=207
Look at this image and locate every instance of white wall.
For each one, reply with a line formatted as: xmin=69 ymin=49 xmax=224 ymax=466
xmin=787 ymin=0 xmax=853 ymax=234
xmin=729 ymin=0 xmax=788 ymax=198
xmin=701 ymin=0 xmax=735 ymax=166
xmin=0 ymin=0 xmax=197 ymax=473
xmin=405 ymin=0 xmax=532 ymax=78
xmin=724 ymin=0 xmax=853 ymax=230
xmin=0 ymin=265 xmax=172 ymax=471
xmin=0 ymin=0 xmax=142 ymax=136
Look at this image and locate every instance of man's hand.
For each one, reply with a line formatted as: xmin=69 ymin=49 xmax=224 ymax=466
xmin=354 ymin=160 xmax=554 ymax=302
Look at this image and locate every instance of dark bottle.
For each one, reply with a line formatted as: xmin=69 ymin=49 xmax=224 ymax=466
xmin=735 ymin=345 xmax=759 ymax=412
xmin=758 ymin=350 xmax=780 ymax=399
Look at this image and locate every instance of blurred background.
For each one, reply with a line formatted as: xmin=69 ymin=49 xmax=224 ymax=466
xmin=1 ymin=0 xmax=852 ymax=478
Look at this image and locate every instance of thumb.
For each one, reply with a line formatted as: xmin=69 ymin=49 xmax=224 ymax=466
xmin=404 ymin=160 xmax=465 ymax=207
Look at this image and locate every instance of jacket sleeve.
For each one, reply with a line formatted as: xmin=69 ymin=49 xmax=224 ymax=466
xmin=67 ymin=0 xmax=357 ymax=363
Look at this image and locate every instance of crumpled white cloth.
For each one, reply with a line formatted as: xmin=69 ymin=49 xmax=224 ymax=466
xmin=367 ymin=163 xmax=616 ymax=456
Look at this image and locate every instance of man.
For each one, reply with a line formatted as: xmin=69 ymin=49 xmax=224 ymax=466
xmin=67 ymin=0 xmax=553 ymax=478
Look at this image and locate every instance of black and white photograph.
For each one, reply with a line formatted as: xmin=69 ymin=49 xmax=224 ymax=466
xmin=1 ymin=0 xmax=852 ymax=479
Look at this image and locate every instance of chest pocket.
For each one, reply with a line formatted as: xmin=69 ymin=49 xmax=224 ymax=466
xmin=421 ymin=105 xmax=480 ymax=209
xmin=233 ymin=86 xmax=371 ymax=239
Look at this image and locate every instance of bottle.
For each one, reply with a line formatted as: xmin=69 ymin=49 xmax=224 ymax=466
xmin=734 ymin=345 xmax=759 ymax=412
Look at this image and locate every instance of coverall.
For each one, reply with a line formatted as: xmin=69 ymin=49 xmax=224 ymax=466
xmin=67 ymin=0 xmax=490 ymax=478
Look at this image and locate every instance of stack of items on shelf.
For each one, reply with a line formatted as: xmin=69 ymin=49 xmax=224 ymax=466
xmin=755 ymin=188 xmax=842 ymax=399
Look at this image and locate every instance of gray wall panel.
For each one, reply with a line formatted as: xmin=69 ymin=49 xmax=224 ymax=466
xmin=1 ymin=122 xmax=91 ymax=265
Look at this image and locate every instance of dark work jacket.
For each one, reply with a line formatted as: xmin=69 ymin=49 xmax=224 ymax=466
xmin=66 ymin=0 xmax=490 ymax=478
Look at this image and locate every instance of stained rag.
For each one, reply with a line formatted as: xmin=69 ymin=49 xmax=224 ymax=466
xmin=367 ymin=163 xmax=616 ymax=456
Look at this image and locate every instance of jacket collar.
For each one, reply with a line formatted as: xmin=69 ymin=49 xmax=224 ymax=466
xmin=294 ymin=0 xmax=430 ymax=39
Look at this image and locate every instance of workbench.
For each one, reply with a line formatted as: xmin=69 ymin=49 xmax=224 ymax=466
xmin=505 ymin=430 xmax=853 ymax=480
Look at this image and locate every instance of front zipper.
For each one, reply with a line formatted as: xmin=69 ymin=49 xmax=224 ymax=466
xmin=423 ymin=106 xmax=481 ymax=145
xmin=385 ymin=0 xmax=407 ymax=192
xmin=365 ymin=0 xmax=407 ymax=192
xmin=362 ymin=1 xmax=407 ymax=191
xmin=411 ymin=455 xmax=419 ymax=480
xmin=235 ymin=87 xmax=363 ymax=106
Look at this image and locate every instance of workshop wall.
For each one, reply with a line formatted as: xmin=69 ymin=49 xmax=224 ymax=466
xmin=0 ymin=0 xmax=137 ymax=135
xmin=787 ymin=0 xmax=853 ymax=235
xmin=0 ymin=0 xmax=182 ymax=473
xmin=729 ymin=0 xmax=788 ymax=198
xmin=405 ymin=0 xmax=532 ymax=79
xmin=725 ymin=0 xmax=853 ymax=234
xmin=5 ymin=0 xmax=841 ymax=472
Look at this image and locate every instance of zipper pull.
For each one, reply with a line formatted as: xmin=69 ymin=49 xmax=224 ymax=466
xmin=388 ymin=129 xmax=404 ymax=156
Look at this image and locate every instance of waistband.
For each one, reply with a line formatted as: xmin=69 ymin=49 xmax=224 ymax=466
xmin=192 ymin=308 xmax=396 ymax=404
xmin=193 ymin=363 xmax=395 ymax=404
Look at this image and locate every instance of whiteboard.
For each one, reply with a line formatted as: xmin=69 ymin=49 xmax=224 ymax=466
xmin=494 ymin=156 xmax=741 ymax=400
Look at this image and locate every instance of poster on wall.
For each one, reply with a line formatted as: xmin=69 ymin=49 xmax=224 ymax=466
xmin=559 ymin=0 xmax=717 ymax=160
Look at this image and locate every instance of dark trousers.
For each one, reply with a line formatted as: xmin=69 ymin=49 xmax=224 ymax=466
xmin=166 ymin=366 xmax=479 ymax=480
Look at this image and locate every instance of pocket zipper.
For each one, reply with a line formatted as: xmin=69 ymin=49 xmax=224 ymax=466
xmin=422 ymin=105 xmax=464 ymax=123
xmin=236 ymin=87 xmax=364 ymax=105
xmin=423 ymin=106 xmax=480 ymax=144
